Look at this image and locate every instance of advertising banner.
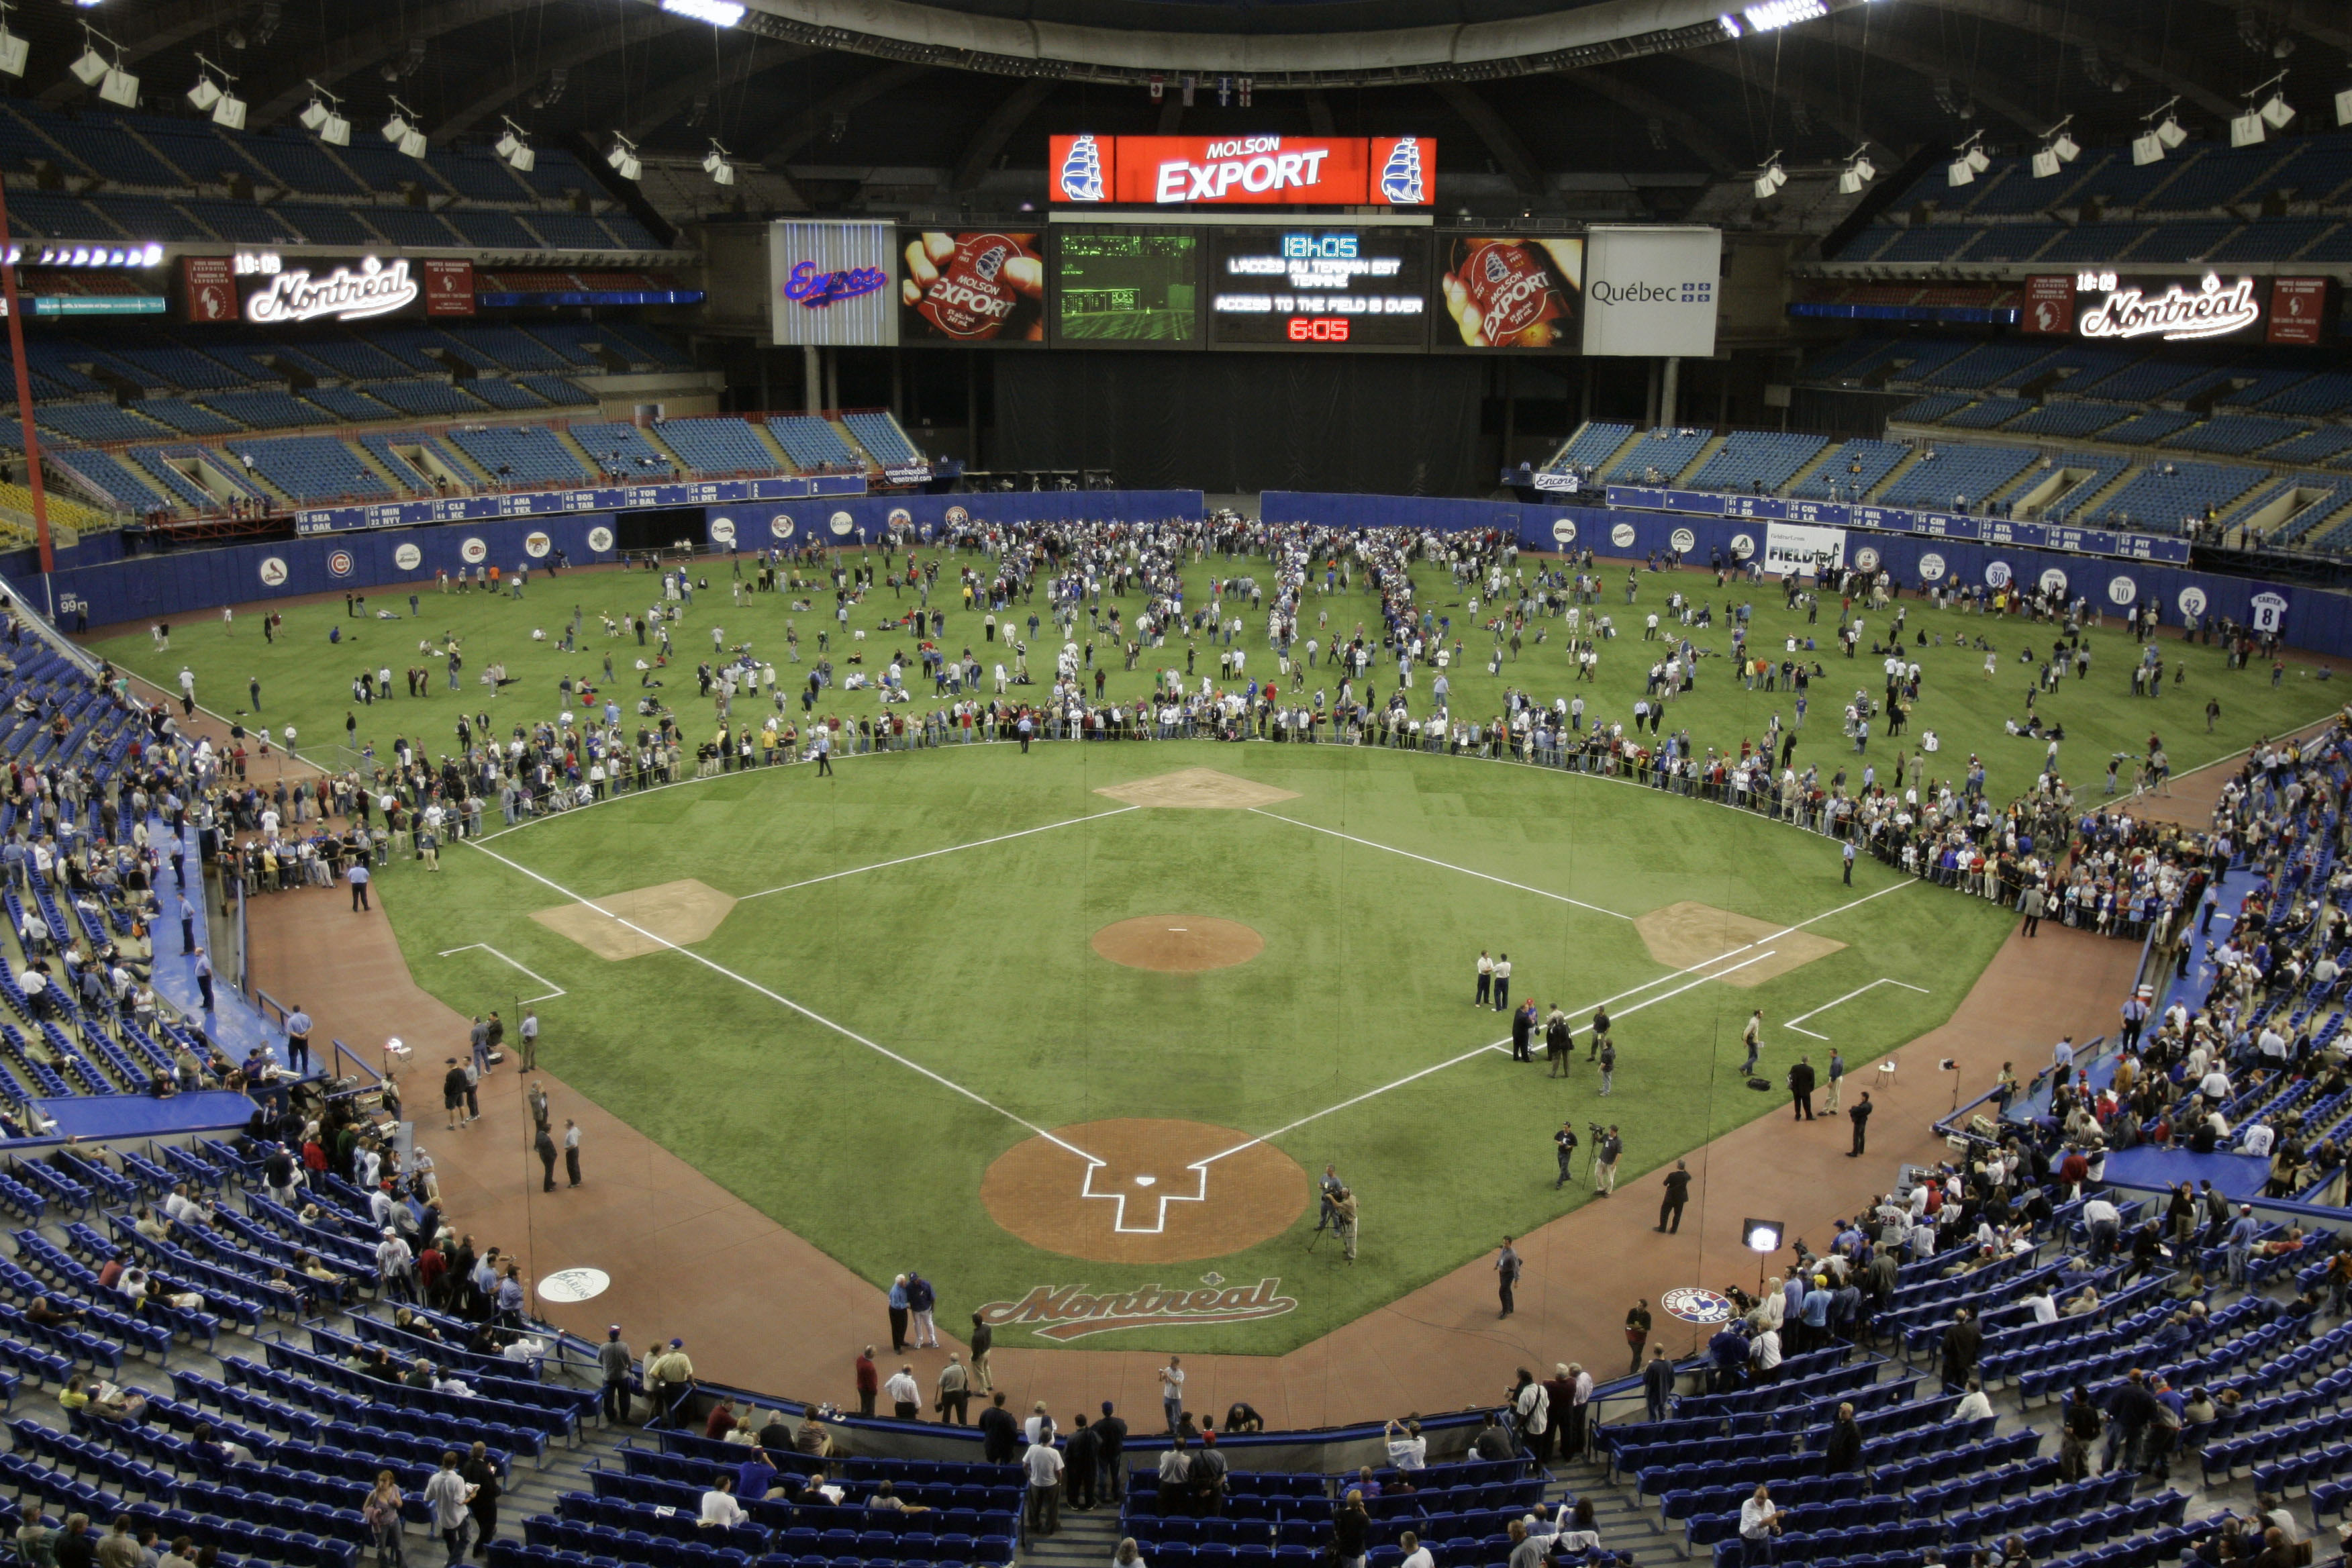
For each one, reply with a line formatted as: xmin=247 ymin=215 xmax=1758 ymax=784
xmin=1579 ymin=227 xmax=1720 ymax=358
xmin=771 ymin=220 xmax=898 ymax=346
xmin=422 ymin=258 xmax=474 ymax=317
xmin=899 ymin=230 xmax=1044 ymax=344
xmin=2268 ymin=278 xmax=2329 ymax=346
xmin=1436 ymin=236 xmax=1580 ymax=349
xmin=183 ymin=256 xmax=237 ymax=323
xmin=2020 ymin=275 xmax=2074 ymax=336
xmin=1763 ymin=522 xmax=1847 ymax=577
xmin=1048 ymin=134 xmax=1434 ymax=207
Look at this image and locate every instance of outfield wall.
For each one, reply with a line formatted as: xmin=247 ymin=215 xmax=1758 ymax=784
xmin=21 ymin=485 xmax=2352 ymax=668
xmin=1263 ymin=491 xmax=2352 ymax=667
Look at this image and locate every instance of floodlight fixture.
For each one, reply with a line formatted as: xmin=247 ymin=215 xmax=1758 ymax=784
xmin=607 ymin=132 xmax=642 ymax=181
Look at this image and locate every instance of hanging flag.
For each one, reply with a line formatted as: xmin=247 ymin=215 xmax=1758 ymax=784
xmin=1179 ymin=74 xmax=1195 ymax=107
xmin=1148 ymin=73 xmax=1165 ymax=101
xmin=1237 ymin=77 xmax=1253 ymax=108
xmin=1216 ymin=75 xmax=1232 ymax=107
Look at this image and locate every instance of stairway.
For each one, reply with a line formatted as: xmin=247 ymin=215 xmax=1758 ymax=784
xmin=1779 ymin=444 xmax=1839 ymax=500
xmin=1021 ymin=1487 xmax=1120 ymax=1568
xmin=1553 ymin=1453 xmax=1684 ymax=1563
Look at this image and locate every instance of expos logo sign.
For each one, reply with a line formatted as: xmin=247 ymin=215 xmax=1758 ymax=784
xmin=1853 ymin=546 xmax=1881 ymax=572
xmin=1661 ymin=1287 xmax=1736 ymax=1325
xmin=781 ymin=260 xmax=887 ymax=309
xmin=1918 ymin=552 xmax=1947 ymax=582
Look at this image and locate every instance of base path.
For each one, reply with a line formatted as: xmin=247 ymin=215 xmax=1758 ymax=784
xmin=1634 ymin=901 xmax=1845 ymax=989
xmin=245 ymin=860 xmax=2137 ymax=1426
xmin=982 ymin=1118 xmax=1306 ymax=1263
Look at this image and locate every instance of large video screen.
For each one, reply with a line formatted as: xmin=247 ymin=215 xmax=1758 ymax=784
xmin=1053 ymin=229 xmax=1198 ymax=344
xmin=1434 ymin=236 xmax=1581 ymax=350
xmin=898 ymin=230 xmax=1045 ymax=344
xmin=1207 ymin=228 xmax=1429 ymax=348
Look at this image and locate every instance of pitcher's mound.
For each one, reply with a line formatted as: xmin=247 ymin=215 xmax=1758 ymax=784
xmin=1094 ymin=768 xmax=1300 ymax=810
xmin=1635 ymin=901 xmax=1845 ymax=988
xmin=982 ymin=1118 xmax=1306 ymax=1263
xmin=1093 ymin=916 xmax=1263 ymax=973
xmin=531 ymin=879 xmax=736 ymax=961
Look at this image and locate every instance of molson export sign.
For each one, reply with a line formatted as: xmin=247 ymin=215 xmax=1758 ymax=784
xmin=1049 ymin=135 xmax=1434 ymax=206
xmin=977 ymin=1277 xmax=1297 ymax=1340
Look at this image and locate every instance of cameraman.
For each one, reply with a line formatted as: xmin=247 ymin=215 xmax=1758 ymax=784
xmin=1553 ymin=1123 xmax=1579 ymax=1190
xmin=1594 ymin=1126 xmax=1623 ymax=1195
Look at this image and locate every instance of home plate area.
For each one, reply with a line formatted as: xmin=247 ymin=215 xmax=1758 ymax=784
xmin=981 ymin=1118 xmax=1306 ymax=1263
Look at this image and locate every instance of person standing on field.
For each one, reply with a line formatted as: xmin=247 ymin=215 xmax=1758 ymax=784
xmin=1492 ymin=952 xmax=1513 ymax=1012
xmin=1475 ymin=950 xmax=1493 ymax=1008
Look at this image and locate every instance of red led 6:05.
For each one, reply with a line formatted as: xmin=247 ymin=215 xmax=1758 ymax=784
xmin=1287 ymin=317 xmax=1351 ymax=341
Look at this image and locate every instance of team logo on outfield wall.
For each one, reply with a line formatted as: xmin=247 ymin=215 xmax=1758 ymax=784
xmin=1918 ymin=552 xmax=1947 ymax=581
xmin=2039 ymin=569 xmax=2068 ymax=596
xmin=829 ymin=511 xmax=854 ymax=536
xmin=1669 ymin=528 xmax=1696 ymax=553
xmin=524 ymin=532 xmax=551 ymax=558
xmin=460 ymin=537 xmax=487 ymax=565
xmin=258 ymin=556 xmax=289 ymax=587
xmin=394 ymin=543 xmax=424 ymax=571
xmin=770 ymin=515 xmax=795 ymax=540
xmin=944 ymin=505 xmax=969 ymax=527
xmin=1985 ymin=561 xmax=2012 ymax=589
xmin=1610 ymin=522 xmax=1636 ymax=548
xmin=1728 ymin=534 xmax=1754 ymax=561
xmin=887 ymin=507 xmax=912 ymax=528
xmin=709 ymin=517 xmax=738 ymax=546
xmin=1852 ymin=546 xmax=1881 ymax=572
xmin=586 ymin=526 xmax=614 ymax=553
xmin=2108 ymin=576 xmax=2138 ymax=607
xmin=2177 ymin=587 xmax=2208 ymax=618
xmin=326 ymin=550 xmax=354 ymax=578
xmin=1551 ymin=518 xmax=1577 ymax=545
xmin=976 ymin=1277 xmax=1297 ymax=1342
xmin=1661 ymin=1286 xmax=1736 ymax=1325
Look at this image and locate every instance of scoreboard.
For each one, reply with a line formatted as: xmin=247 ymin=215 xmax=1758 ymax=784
xmin=1206 ymin=229 xmax=1428 ymax=348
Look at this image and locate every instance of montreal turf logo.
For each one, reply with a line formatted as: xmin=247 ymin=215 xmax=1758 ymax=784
xmin=1060 ymin=135 xmax=1105 ymax=202
xmin=977 ymin=1278 xmax=1297 ymax=1341
xmin=1380 ymin=139 xmax=1424 ymax=204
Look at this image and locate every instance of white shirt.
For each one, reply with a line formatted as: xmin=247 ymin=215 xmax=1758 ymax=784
xmin=1493 ymin=959 xmax=1512 ymax=982
xmin=1402 ymin=1551 xmax=1435 ymax=1568
xmin=1025 ymin=1444 xmax=1063 ymax=1488
xmin=2026 ymin=1293 xmax=2058 ymax=1325
xmin=2081 ymin=1199 xmax=2120 ymax=1228
xmin=700 ymin=1489 xmax=746 ymax=1528
xmin=2200 ymin=1071 xmax=2232 ymax=1102
xmin=1739 ymin=1498 xmax=1779 ymax=1539
xmin=1386 ymin=1434 xmax=1426 ymax=1471
xmin=1161 ymin=1365 xmax=1185 ymax=1400
xmin=2241 ymin=1124 xmax=2276 ymax=1157
xmin=883 ymin=1371 xmax=919 ymax=1407
xmin=1953 ymin=1390 xmax=1993 ymax=1422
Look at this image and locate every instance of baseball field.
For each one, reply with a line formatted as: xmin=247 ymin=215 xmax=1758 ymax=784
xmin=83 ymin=549 xmax=2343 ymax=1351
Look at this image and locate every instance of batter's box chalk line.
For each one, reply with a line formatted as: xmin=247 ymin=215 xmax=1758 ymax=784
xmin=1077 ymin=1155 xmax=1217 ymax=1234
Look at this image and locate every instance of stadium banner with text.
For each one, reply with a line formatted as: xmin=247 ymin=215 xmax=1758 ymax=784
xmin=1207 ymin=228 xmax=1429 ymax=350
xmin=770 ymin=220 xmax=898 ymax=347
xmin=1599 ymin=485 xmax=2193 ymax=564
xmin=1434 ymin=236 xmax=1580 ymax=350
xmin=1579 ymin=226 xmax=1720 ymax=358
xmin=1049 ymin=134 xmax=1433 ymax=207
xmin=898 ymin=230 xmax=1045 ymax=345
xmin=2022 ymin=271 xmax=2331 ymax=346
xmin=422 ymin=258 xmax=474 ymax=317
xmin=293 ymin=473 xmax=867 ymax=536
xmin=182 ymin=256 xmax=238 ymax=322
xmin=1763 ymin=522 xmax=1847 ymax=577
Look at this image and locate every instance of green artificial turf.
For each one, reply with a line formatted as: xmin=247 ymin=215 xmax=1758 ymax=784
xmin=385 ymin=740 xmax=2014 ymax=1353
xmin=79 ymin=552 xmax=2348 ymax=1352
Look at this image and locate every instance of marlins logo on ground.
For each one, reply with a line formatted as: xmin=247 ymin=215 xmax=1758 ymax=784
xmin=1060 ymin=134 xmax=1105 ymax=202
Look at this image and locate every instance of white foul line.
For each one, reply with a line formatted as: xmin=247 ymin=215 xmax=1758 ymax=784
xmin=458 ymin=836 xmax=1102 ymax=1166
xmin=1248 ymin=808 xmax=1634 ymax=922
xmin=1184 ymin=875 xmax=1922 ymax=1171
xmin=738 ymin=805 xmax=1140 ymax=900
xmin=1782 ymin=977 xmax=1932 ymax=1040
xmin=436 ymin=942 xmax=569 ymax=1005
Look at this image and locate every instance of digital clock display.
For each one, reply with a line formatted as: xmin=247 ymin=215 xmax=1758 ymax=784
xmin=1207 ymin=228 xmax=1429 ymax=348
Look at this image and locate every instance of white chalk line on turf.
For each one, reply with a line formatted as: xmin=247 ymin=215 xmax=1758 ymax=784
xmin=1782 ymin=977 xmax=1931 ymax=1040
xmin=1248 ymin=808 xmax=1634 ymax=921
xmin=738 ymin=805 xmax=1140 ymax=900
xmin=1181 ymin=875 xmax=1922 ymax=1173
xmin=436 ymin=942 xmax=567 ymax=1005
xmin=458 ymin=835 xmax=1105 ymax=1167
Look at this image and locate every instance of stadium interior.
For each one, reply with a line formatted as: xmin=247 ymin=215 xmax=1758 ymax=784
xmin=0 ymin=0 xmax=2339 ymax=1567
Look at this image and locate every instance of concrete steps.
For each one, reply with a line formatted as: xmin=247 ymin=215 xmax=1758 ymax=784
xmin=1021 ymin=1493 xmax=1121 ymax=1568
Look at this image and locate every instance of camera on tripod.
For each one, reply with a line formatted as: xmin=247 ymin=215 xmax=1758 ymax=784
xmin=1587 ymin=1122 xmax=1608 ymax=1138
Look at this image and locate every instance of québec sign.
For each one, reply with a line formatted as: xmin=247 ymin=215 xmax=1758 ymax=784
xmin=246 ymin=256 xmax=420 ymax=325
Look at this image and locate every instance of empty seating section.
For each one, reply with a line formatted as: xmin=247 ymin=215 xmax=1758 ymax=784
xmin=232 ymin=436 xmax=394 ymax=503
xmin=767 ymin=416 xmax=863 ymax=471
xmin=1878 ymin=444 xmax=2035 ymax=509
xmin=2084 ymin=462 xmax=2266 ymax=528
xmin=445 ymin=426 xmax=591 ymax=488
xmin=652 ymin=417 xmax=779 ymax=477
xmin=1683 ymin=433 xmax=1828 ymax=493
xmin=1604 ymin=430 xmax=1710 ymax=484
xmin=1540 ymin=421 xmax=1635 ymax=473
xmin=569 ymin=423 xmax=680 ymax=481
xmin=843 ymin=411 xmax=924 ymax=466
xmin=1790 ymin=440 xmax=1908 ymax=501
